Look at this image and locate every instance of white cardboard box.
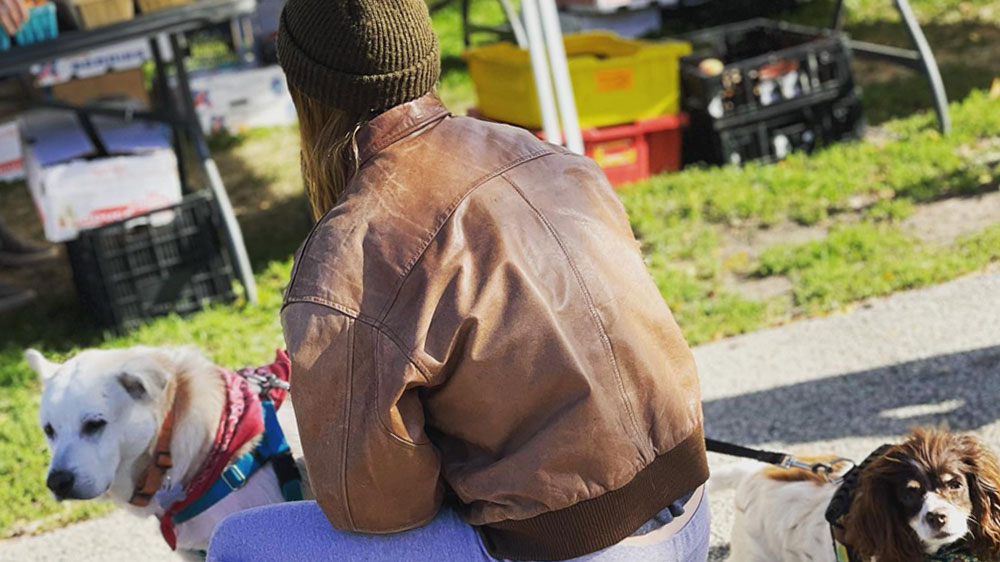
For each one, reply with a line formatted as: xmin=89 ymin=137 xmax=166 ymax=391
xmin=187 ymin=65 xmax=297 ymax=134
xmin=25 ymin=148 xmax=182 ymax=243
xmin=20 ymin=110 xmax=182 ymax=242
xmin=0 ymin=121 xmax=24 ymax=182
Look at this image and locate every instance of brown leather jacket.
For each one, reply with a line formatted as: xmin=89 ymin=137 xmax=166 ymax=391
xmin=282 ymin=94 xmax=708 ymax=561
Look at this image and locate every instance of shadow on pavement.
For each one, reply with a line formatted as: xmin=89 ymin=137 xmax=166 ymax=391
xmin=703 ymin=344 xmax=1000 ymax=446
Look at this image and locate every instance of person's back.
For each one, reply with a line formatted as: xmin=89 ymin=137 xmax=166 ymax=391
xmin=208 ymin=1 xmax=710 ymax=560
xmin=283 ymin=96 xmax=708 ymax=559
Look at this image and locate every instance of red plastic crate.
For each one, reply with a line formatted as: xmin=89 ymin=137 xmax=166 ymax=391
xmin=537 ymin=113 xmax=687 ymax=188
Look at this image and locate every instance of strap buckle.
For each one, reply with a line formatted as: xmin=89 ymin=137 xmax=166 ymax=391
xmin=154 ymin=451 xmax=173 ymax=469
xmin=239 ymin=369 xmax=290 ymax=400
xmin=220 ymin=465 xmax=247 ymax=491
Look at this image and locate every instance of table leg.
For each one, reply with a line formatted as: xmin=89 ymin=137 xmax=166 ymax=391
xmin=895 ymin=0 xmax=950 ymax=134
xmin=830 ymin=0 xmax=845 ymax=30
xmin=168 ymin=32 xmax=258 ymax=304
xmin=149 ymin=37 xmax=189 ymax=194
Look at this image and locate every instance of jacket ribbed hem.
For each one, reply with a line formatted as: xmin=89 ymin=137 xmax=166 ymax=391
xmin=478 ymin=426 xmax=709 ymax=561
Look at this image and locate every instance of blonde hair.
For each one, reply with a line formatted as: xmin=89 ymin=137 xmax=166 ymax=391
xmin=290 ymin=87 xmax=368 ymax=220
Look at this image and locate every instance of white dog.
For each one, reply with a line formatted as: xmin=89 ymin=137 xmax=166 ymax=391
xmin=712 ymin=429 xmax=1000 ymax=562
xmin=28 ymin=346 xmax=306 ymax=555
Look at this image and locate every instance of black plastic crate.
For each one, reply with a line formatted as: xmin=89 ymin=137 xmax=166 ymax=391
xmin=685 ymin=89 xmax=865 ymax=165
xmin=680 ymin=18 xmax=855 ymax=123
xmin=67 ymin=193 xmax=237 ymax=333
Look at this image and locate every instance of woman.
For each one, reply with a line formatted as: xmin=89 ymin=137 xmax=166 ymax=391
xmin=208 ymin=0 xmax=710 ymax=560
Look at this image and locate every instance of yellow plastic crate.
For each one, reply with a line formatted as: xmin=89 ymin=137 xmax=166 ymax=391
xmin=72 ymin=0 xmax=134 ymax=29
xmin=136 ymin=0 xmax=192 ymax=14
xmin=464 ymin=32 xmax=691 ymax=130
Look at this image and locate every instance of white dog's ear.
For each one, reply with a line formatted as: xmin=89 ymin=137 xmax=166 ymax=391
xmin=25 ymin=349 xmax=59 ymax=381
xmin=118 ymin=368 xmax=170 ymax=401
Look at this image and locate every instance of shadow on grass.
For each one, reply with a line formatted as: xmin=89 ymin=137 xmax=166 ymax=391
xmin=703 ymin=344 xmax=1000 ymax=446
xmin=239 ymin=193 xmax=313 ymax=272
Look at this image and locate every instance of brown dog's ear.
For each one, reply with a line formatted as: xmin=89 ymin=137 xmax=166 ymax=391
xmin=844 ymin=452 xmax=925 ymax=562
xmin=959 ymin=435 xmax=1000 ymax=559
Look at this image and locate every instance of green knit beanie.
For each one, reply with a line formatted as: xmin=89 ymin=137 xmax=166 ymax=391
xmin=278 ymin=0 xmax=441 ymax=115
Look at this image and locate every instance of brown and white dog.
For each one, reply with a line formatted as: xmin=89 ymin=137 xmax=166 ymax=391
xmin=712 ymin=428 xmax=1000 ymax=562
xmin=27 ymin=346 xmax=307 ymax=557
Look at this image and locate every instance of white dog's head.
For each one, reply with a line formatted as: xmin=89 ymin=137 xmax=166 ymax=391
xmin=27 ymin=347 xmax=182 ymax=501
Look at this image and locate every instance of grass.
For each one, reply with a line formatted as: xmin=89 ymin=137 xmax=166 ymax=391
xmin=758 ymin=222 xmax=1000 ymax=311
xmin=620 ymin=89 xmax=1000 ymax=341
xmin=2 ymin=0 xmax=1000 ymax=539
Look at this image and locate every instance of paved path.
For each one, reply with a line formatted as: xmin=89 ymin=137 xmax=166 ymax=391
xmin=3 ymin=271 xmax=1000 ymax=561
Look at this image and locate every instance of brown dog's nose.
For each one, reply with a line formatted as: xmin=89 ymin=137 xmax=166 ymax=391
xmin=925 ymin=511 xmax=947 ymax=530
xmin=46 ymin=470 xmax=75 ymax=498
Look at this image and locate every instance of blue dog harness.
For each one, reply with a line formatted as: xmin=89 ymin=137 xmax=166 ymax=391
xmin=172 ymin=398 xmax=303 ymax=526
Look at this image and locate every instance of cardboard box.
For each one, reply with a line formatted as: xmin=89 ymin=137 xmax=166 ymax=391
xmin=186 ymin=65 xmax=297 ymax=134
xmin=20 ymin=110 xmax=182 ymax=242
xmin=0 ymin=121 xmax=24 ymax=182
xmin=32 ymin=39 xmax=150 ymax=87
xmin=51 ymin=68 xmax=150 ymax=107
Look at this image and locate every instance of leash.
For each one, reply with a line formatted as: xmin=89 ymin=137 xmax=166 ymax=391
xmin=705 ymin=438 xmax=853 ymax=482
xmin=705 ymin=437 xmax=860 ymax=561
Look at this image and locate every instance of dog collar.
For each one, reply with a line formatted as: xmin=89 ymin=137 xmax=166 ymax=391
xmin=927 ymin=547 xmax=979 ymax=562
xmin=129 ymin=381 xmax=179 ymax=507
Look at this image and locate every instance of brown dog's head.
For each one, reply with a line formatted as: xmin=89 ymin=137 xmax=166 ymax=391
xmin=844 ymin=428 xmax=1000 ymax=562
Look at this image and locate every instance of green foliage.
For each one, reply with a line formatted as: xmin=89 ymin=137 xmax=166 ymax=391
xmin=755 ymin=223 xmax=1000 ymax=312
xmin=864 ymin=198 xmax=916 ymax=222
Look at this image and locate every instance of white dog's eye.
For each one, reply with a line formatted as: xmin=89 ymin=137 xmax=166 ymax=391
xmin=81 ymin=419 xmax=107 ymax=436
xmin=43 ymin=423 xmax=55 ymax=439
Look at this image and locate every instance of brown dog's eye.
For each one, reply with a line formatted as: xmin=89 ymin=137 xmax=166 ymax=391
xmin=947 ymin=479 xmax=963 ymax=490
xmin=81 ymin=419 xmax=107 ymax=436
xmin=44 ymin=424 xmax=55 ymax=439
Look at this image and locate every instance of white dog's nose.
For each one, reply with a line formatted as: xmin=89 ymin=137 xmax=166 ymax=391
xmin=47 ymin=469 xmax=75 ymax=498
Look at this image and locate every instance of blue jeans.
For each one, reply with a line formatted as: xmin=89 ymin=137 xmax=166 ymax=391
xmin=206 ymin=489 xmax=710 ymax=562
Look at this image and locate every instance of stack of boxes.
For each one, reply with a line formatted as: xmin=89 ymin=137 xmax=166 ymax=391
xmin=465 ymin=32 xmax=692 ymax=188
xmin=11 ymin=39 xmax=238 ymax=332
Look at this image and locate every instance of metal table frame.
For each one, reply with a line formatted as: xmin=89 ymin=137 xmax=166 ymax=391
xmin=471 ymin=0 xmax=951 ymax=156
xmin=831 ymin=0 xmax=950 ymax=133
xmin=0 ymin=0 xmax=259 ymax=303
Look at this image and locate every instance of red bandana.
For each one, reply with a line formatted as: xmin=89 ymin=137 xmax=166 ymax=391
xmin=157 ymin=350 xmax=292 ymax=549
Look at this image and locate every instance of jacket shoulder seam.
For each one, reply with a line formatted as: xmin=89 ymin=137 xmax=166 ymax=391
xmin=282 ymin=296 xmax=373 ymax=323
xmin=375 ymin=148 xmax=558 ymax=323
xmin=499 ymin=172 xmax=647 ymax=454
